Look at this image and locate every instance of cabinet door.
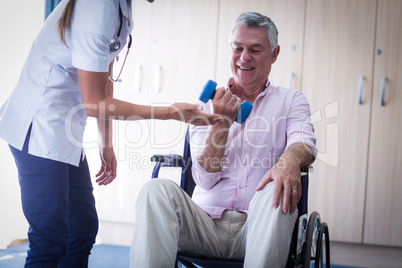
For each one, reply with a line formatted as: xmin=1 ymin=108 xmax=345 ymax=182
xmin=216 ymin=0 xmax=306 ymax=90
xmin=364 ymin=0 xmax=402 ymax=246
xmin=90 ymin=0 xmax=220 ymax=242
xmin=91 ymin=0 xmax=155 ymax=226
xmin=302 ymin=0 xmax=377 ymax=243
xmin=145 ymin=0 xmax=219 ymax=158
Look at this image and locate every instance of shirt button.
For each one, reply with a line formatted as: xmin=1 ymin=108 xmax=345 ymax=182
xmin=239 ymin=185 xmax=244 ymax=189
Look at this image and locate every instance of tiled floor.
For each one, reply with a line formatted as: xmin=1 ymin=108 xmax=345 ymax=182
xmin=331 ymin=241 xmax=402 ymax=268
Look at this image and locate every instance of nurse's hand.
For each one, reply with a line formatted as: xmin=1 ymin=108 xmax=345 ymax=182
xmin=96 ymin=147 xmax=117 ymax=186
xmin=169 ymin=103 xmax=223 ymax=126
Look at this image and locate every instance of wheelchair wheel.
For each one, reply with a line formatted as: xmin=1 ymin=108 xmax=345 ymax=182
xmin=302 ymin=211 xmax=321 ymax=267
xmin=315 ymin=222 xmax=330 ymax=268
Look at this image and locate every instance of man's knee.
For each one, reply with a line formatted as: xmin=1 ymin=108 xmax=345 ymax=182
xmin=251 ymin=181 xmax=276 ymax=204
xmin=137 ymin=179 xmax=178 ymax=207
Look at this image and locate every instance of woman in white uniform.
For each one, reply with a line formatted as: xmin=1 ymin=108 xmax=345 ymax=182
xmin=0 ymin=0 xmax=221 ymax=267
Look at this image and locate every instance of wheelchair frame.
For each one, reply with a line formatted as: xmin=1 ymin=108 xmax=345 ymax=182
xmin=151 ymin=128 xmax=330 ymax=268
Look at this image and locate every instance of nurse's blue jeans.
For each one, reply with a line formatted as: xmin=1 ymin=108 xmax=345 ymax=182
xmin=9 ymin=131 xmax=98 ymax=268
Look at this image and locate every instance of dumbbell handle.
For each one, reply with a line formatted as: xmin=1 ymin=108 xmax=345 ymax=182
xmin=199 ymin=80 xmax=252 ymax=124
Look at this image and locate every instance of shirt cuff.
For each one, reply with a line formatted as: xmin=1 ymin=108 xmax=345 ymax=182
xmin=191 ymin=156 xmax=223 ymax=190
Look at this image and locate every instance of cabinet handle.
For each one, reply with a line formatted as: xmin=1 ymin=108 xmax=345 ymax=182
xmin=288 ymin=72 xmax=294 ymax=88
xmin=358 ymin=76 xmax=364 ymax=105
xmin=381 ymin=77 xmax=387 ymax=106
xmin=155 ymin=66 xmax=163 ymax=93
xmin=134 ymin=65 xmax=142 ymax=92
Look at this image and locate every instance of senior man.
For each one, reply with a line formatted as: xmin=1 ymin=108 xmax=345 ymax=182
xmin=131 ymin=11 xmax=316 ymax=267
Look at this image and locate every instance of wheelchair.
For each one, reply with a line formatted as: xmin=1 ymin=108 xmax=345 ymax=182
xmin=151 ymin=127 xmax=330 ymax=268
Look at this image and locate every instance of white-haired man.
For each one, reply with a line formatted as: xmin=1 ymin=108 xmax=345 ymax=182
xmin=131 ymin=11 xmax=316 ymax=267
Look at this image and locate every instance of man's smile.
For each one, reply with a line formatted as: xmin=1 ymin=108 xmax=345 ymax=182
xmin=238 ymin=66 xmax=255 ymax=71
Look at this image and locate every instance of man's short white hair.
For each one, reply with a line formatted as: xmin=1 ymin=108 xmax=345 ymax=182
xmin=230 ymin=11 xmax=278 ymax=53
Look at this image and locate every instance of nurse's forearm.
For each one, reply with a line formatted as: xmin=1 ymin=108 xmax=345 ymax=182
xmin=97 ymin=117 xmax=113 ymax=147
xmin=97 ymin=68 xmax=114 ymax=147
xmin=85 ymin=96 xmax=175 ymax=121
xmin=78 ymin=69 xmax=177 ymax=121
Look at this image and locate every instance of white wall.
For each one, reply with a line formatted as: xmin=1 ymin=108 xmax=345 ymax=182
xmin=0 ymin=1 xmax=45 ymax=249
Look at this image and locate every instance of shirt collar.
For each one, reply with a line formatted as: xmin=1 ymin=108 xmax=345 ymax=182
xmin=255 ymin=79 xmax=271 ymax=98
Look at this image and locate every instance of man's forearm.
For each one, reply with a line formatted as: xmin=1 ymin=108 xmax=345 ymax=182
xmin=278 ymin=142 xmax=314 ymax=169
xmin=197 ymin=124 xmax=230 ymax=173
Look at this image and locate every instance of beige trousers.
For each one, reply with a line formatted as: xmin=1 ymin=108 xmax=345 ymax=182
xmin=130 ymin=179 xmax=297 ymax=268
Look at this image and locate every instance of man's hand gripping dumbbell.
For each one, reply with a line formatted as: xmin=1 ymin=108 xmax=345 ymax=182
xmin=199 ymin=80 xmax=253 ymax=124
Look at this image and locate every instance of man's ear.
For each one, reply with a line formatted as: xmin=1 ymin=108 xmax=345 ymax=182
xmin=272 ymin=45 xmax=280 ymax=63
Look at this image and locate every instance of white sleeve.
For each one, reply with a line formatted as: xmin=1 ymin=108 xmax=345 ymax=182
xmin=70 ymin=0 xmax=118 ymax=72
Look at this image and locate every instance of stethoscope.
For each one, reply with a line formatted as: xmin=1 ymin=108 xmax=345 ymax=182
xmin=108 ymin=4 xmax=132 ymax=82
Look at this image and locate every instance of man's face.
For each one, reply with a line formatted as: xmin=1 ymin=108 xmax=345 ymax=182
xmin=230 ymin=25 xmax=279 ymax=91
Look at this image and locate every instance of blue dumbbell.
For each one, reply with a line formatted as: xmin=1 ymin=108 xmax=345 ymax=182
xmin=199 ymin=80 xmax=252 ymax=124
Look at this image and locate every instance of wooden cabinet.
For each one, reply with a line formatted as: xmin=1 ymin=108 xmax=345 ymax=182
xmin=82 ymin=0 xmax=402 ymax=247
xmin=85 ymin=0 xmax=220 ymax=244
xmin=215 ymin=0 xmax=306 ymax=90
xmin=302 ymin=0 xmax=377 ymax=244
xmin=143 ymin=0 xmax=219 ymax=158
xmin=303 ymin=0 xmax=402 ymax=246
xmin=364 ymin=0 xmax=402 ymax=246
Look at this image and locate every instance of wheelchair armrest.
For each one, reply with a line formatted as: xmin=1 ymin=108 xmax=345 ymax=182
xmin=299 ymin=165 xmax=312 ymax=216
xmin=151 ymin=154 xmax=184 ymax=167
xmin=151 ymin=154 xmax=186 ymax=179
xmin=301 ymin=165 xmax=313 ymax=176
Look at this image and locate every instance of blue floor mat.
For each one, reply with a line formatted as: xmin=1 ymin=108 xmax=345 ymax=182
xmin=89 ymin=244 xmax=130 ymax=268
xmin=0 ymin=242 xmax=27 ymax=268
xmin=0 ymin=241 xmax=358 ymax=268
xmin=0 ymin=241 xmax=130 ymax=268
